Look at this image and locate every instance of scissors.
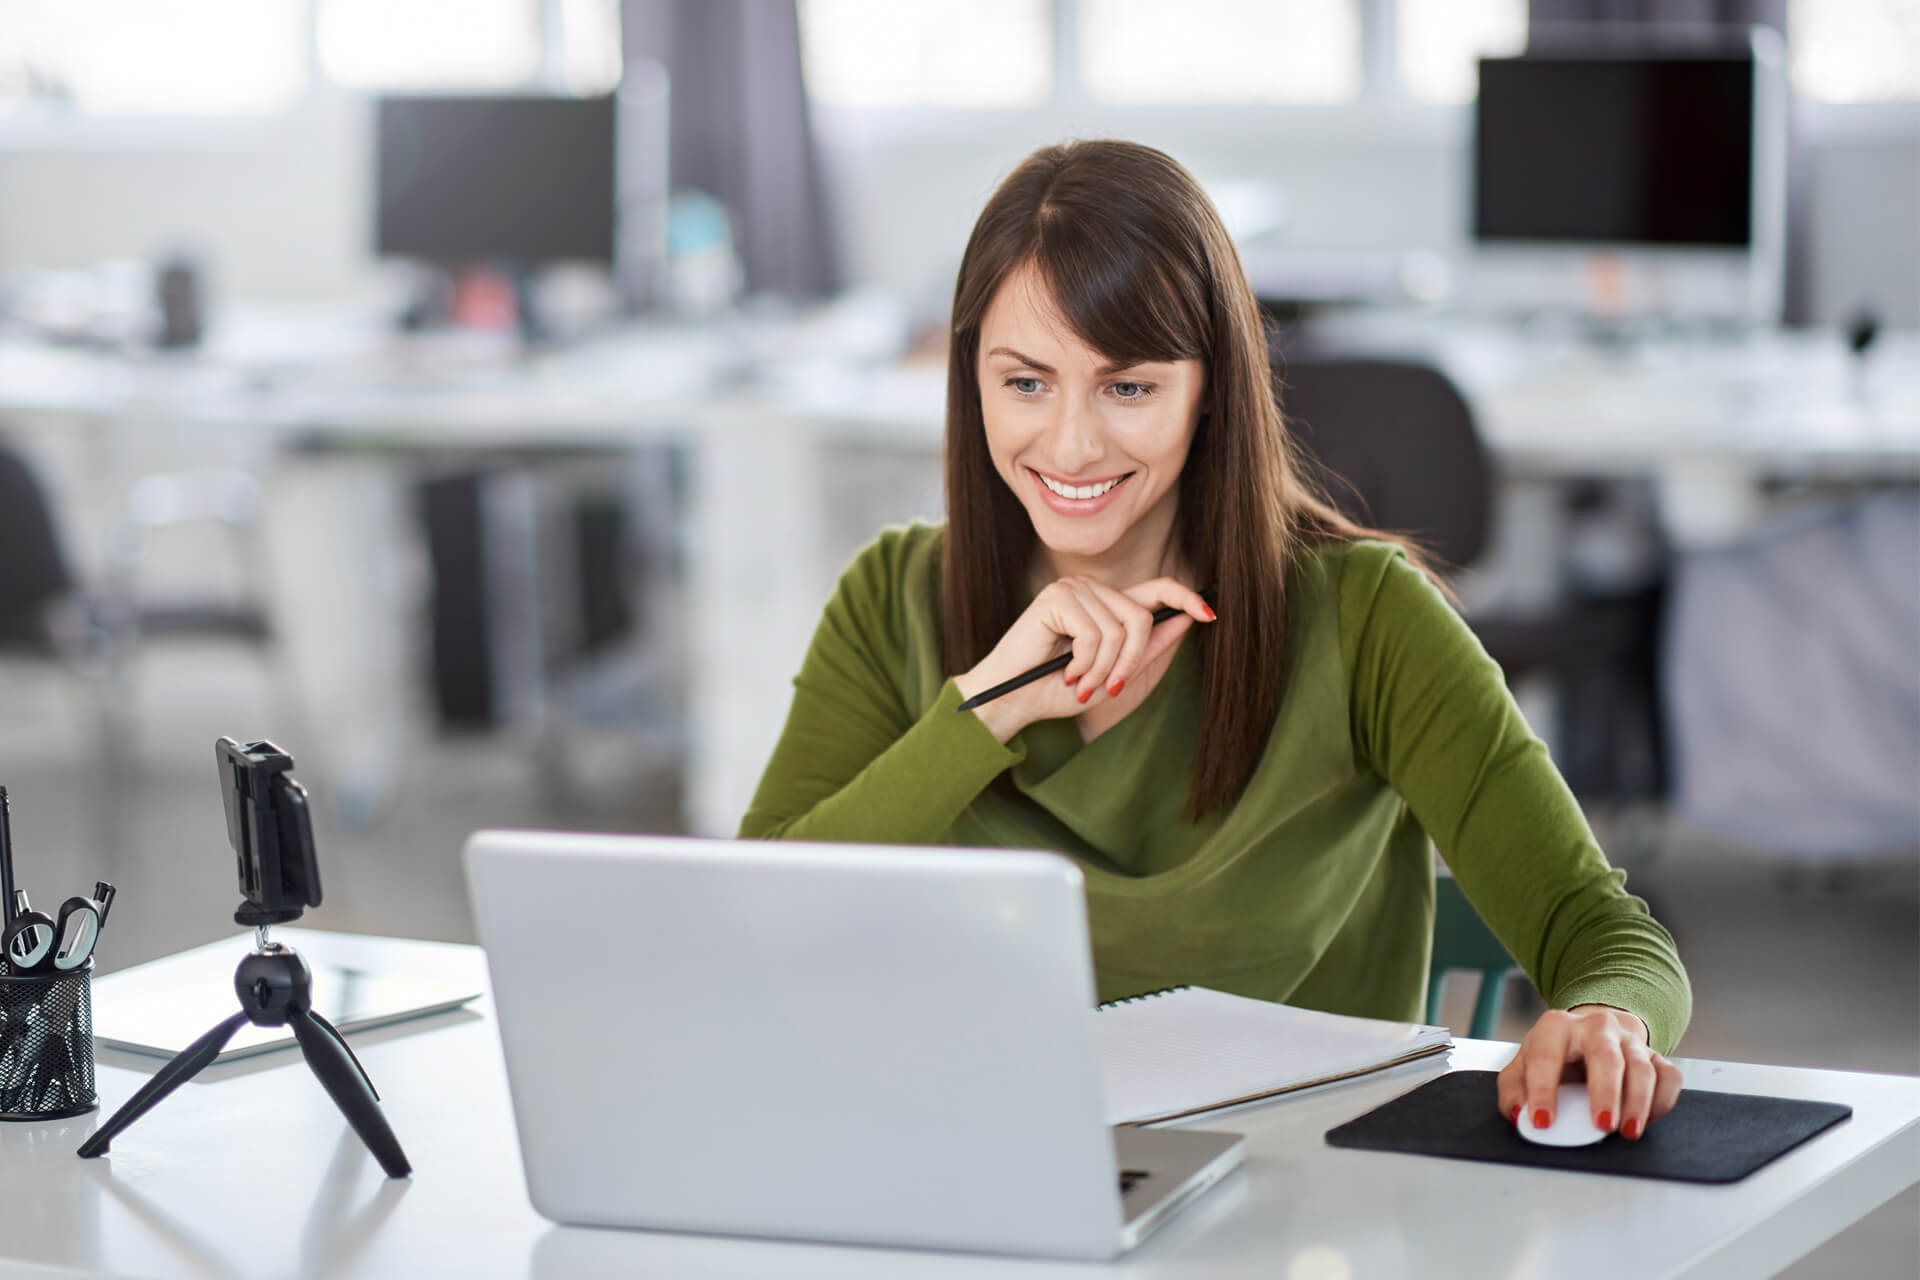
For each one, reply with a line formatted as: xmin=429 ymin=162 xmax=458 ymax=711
xmin=2 ymin=882 xmax=114 ymax=976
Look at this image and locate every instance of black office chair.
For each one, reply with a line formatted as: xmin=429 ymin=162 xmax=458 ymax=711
xmin=1279 ymin=359 xmax=1492 ymax=573
xmin=0 ymin=445 xmax=78 ymax=652
xmin=0 ymin=440 xmax=305 ymax=853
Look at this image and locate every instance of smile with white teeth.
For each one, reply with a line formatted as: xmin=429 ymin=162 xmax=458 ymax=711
xmin=1036 ymin=471 xmax=1129 ymax=500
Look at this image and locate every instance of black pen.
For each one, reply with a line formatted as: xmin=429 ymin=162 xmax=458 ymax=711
xmin=955 ymin=589 xmax=1217 ymax=713
xmin=0 ymin=786 xmax=15 ymax=929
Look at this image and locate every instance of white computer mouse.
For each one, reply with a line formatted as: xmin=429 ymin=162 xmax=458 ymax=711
xmin=1516 ymin=1082 xmax=1612 ymax=1147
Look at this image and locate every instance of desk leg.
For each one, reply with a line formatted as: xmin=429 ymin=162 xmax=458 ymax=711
xmin=687 ymin=416 xmax=831 ymax=837
xmin=1655 ymin=456 xmax=1764 ymax=551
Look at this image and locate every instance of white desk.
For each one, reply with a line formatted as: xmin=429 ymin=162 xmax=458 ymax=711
xmin=2 ymin=932 xmax=1915 ymax=1279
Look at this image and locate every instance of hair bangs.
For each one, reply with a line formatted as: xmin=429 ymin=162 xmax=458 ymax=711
xmin=1027 ymin=212 xmax=1210 ymax=373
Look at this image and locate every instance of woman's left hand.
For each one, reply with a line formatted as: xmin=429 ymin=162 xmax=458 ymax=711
xmin=1496 ymin=1004 xmax=1683 ymax=1139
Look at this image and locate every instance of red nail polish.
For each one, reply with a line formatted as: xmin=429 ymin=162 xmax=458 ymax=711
xmin=1511 ymin=1105 xmax=1521 ymax=1125
xmin=1108 ymin=679 xmax=1125 ymax=697
xmin=1077 ymin=688 xmax=1092 ymax=704
xmin=1533 ymin=1109 xmax=1550 ymax=1129
xmin=1624 ymin=1118 xmax=1640 ymax=1139
xmin=1065 ymin=673 xmax=1078 ymax=686
xmin=1597 ymin=1110 xmax=1613 ymax=1131
xmin=1202 ymin=605 xmax=1217 ymax=621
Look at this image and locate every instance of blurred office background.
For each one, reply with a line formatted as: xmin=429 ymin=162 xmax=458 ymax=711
xmin=0 ymin=2 xmax=1915 ymax=1270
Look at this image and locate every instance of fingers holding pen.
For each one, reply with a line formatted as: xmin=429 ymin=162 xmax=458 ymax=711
xmin=1125 ymin=577 xmax=1218 ymax=627
xmin=954 ymin=576 xmax=1220 ymax=736
xmin=1076 ymin=579 xmax=1156 ymax=700
xmin=1033 ymin=587 xmax=1093 ymax=693
xmin=1047 ymin=581 xmax=1119 ymax=695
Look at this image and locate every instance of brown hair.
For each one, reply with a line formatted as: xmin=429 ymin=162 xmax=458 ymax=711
xmin=942 ymin=139 xmax=1438 ymax=820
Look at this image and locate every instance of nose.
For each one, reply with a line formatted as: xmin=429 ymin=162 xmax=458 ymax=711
xmin=1042 ymin=396 xmax=1105 ymax=474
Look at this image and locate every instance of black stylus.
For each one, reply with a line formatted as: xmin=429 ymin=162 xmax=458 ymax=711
xmin=0 ymin=786 xmax=15 ymax=929
xmin=954 ymin=588 xmax=1216 ymax=713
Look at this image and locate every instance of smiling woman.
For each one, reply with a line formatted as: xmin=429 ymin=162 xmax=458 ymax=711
xmin=742 ymin=138 xmax=1692 ymax=1146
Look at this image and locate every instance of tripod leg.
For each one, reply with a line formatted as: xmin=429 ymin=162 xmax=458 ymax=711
xmin=78 ymin=1011 xmax=250 ymax=1158
xmin=290 ymin=1009 xmax=411 ymax=1178
xmin=307 ymin=1010 xmax=379 ymax=1101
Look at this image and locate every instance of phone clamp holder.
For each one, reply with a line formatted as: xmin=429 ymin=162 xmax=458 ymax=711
xmin=76 ymin=739 xmax=411 ymax=1177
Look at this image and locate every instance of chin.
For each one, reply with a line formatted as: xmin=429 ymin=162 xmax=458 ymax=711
xmin=1029 ymin=512 xmax=1125 ymax=561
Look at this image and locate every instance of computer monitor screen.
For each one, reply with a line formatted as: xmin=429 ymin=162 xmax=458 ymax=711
xmin=1474 ymin=55 xmax=1754 ymax=248
xmin=375 ymin=95 xmax=616 ymax=265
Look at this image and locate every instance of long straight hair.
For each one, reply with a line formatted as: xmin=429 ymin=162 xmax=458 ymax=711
xmin=943 ymin=139 xmax=1437 ymax=821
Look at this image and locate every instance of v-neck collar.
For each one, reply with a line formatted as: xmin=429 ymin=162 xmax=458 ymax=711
xmin=1014 ymin=639 xmax=1191 ymax=778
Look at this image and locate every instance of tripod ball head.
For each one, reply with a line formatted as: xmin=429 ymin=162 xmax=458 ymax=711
xmin=235 ymin=949 xmax=313 ymax=1027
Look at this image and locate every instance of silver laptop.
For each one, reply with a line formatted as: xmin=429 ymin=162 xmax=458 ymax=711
xmin=464 ymin=830 xmax=1244 ymax=1260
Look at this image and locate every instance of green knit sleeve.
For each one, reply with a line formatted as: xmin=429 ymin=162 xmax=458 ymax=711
xmin=738 ymin=528 xmax=1024 ymax=843
xmin=1339 ymin=542 xmax=1692 ymax=1054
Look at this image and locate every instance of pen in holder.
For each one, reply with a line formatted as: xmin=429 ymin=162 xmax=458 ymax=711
xmin=0 ymin=961 xmax=96 ymax=1121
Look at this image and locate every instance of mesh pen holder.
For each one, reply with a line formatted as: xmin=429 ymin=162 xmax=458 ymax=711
xmin=0 ymin=961 xmax=96 ymax=1121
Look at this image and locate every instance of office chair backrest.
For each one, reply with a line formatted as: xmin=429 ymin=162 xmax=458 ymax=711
xmin=1275 ymin=358 xmax=1492 ymax=574
xmin=0 ymin=444 xmax=74 ymax=651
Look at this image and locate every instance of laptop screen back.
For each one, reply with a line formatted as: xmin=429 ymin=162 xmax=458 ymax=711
xmin=466 ymin=831 xmax=1124 ymax=1258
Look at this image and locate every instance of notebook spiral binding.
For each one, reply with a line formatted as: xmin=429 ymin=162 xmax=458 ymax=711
xmin=1097 ymin=985 xmax=1192 ymax=1010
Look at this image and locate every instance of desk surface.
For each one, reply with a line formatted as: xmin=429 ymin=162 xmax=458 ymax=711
xmin=1 ymin=932 xmax=1914 ymax=1280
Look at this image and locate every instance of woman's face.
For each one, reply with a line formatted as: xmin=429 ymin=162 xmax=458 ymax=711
xmin=976 ymin=262 xmax=1205 ymax=578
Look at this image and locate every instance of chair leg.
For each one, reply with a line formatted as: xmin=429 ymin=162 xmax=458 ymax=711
xmin=1469 ymin=969 xmax=1515 ymax=1041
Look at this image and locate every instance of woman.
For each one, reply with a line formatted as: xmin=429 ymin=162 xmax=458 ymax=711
xmin=742 ymin=140 xmax=1688 ymax=1139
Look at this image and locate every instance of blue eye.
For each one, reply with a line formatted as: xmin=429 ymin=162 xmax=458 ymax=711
xmin=1112 ymin=382 xmax=1154 ymax=400
xmin=1006 ymin=377 xmax=1043 ymax=395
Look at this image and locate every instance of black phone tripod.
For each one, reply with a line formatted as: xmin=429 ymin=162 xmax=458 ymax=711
xmin=77 ymin=927 xmax=411 ymax=1177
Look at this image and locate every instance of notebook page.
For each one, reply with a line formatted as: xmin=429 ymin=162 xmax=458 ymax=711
xmin=1098 ymin=987 xmax=1452 ymax=1125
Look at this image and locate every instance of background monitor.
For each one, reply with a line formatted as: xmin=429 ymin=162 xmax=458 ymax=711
xmin=375 ymin=94 xmax=617 ymax=265
xmin=1473 ymin=52 xmax=1755 ymax=249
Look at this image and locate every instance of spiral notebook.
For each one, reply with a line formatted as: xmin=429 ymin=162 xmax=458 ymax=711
xmin=1098 ymin=986 xmax=1452 ymax=1125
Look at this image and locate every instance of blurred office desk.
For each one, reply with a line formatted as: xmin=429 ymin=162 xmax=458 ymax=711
xmin=0 ymin=314 xmax=842 ymax=838
xmin=1298 ymin=313 xmax=1920 ymax=551
xmin=0 ymin=315 xmax=746 ymax=826
xmin=3 ymin=934 xmax=1916 ymax=1278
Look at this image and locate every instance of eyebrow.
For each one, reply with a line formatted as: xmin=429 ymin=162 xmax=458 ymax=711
xmin=984 ymin=346 xmax=1156 ymax=377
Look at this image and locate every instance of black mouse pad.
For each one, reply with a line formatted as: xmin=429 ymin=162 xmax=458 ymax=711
xmin=1324 ymin=1070 xmax=1852 ymax=1184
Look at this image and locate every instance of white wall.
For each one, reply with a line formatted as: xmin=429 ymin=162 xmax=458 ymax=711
xmin=1803 ymin=125 xmax=1920 ymax=328
xmin=0 ymin=87 xmax=377 ymax=303
xmin=812 ymin=106 xmax=1464 ymax=322
xmin=812 ymin=104 xmax=1920 ymax=329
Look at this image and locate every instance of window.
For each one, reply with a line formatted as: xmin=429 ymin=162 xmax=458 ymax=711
xmin=318 ymin=0 xmax=540 ymax=91
xmin=1790 ymin=0 xmax=1920 ymax=102
xmin=1398 ymin=0 xmax=1527 ymax=105
xmin=556 ymin=0 xmax=623 ymax=96
xmin=1080 ymin=0 xmax=1361 ymax=104
xmin=0 ymin=0 xmax=307 ymax=116
xmin=798 ymin=0 xmax=1053 ymax=108
xmin=317 ymin=0 xmax=620 ymax=93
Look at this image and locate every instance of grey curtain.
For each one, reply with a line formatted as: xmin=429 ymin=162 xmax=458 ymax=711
xmin=1527 ymin=1 xmax=1808 ymax=323
xmin=621 ymin=0 xmax=838 ymax=299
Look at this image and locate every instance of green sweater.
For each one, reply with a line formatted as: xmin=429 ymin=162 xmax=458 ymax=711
xmin=740 ymin=523 xmax=1690 ymax=1054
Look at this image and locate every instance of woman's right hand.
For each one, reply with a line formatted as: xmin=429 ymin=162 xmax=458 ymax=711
xmin=952 ymin=576 xmax=1216 ymax=743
